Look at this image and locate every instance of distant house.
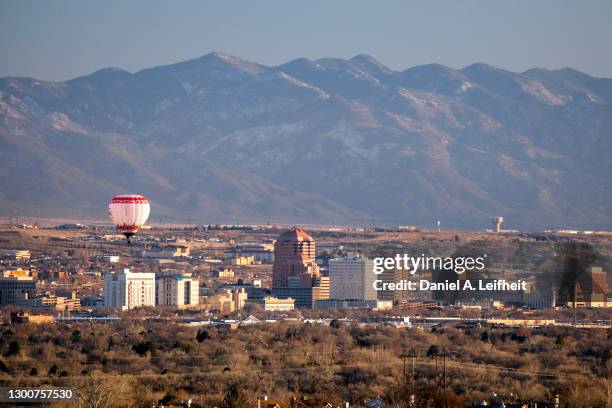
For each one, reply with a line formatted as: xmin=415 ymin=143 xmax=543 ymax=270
xmin=241 ymin=315 xmax=260 ymax=325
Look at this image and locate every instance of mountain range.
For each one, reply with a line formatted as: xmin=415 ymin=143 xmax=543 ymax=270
xmin=1 ymin=52 xmax=611 ymax=230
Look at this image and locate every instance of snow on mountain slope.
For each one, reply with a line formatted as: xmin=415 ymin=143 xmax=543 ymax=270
xmin=0 ymin=52 xmax=611 ymax=229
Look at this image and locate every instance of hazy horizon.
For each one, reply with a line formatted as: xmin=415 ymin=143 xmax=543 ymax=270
xmin=1 ymin=0 xmax=612 ymax=81
xmin=4 ymin=50 xmax=612 ymax=83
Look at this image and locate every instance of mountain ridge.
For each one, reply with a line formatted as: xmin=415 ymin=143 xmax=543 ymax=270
xmin=1 ymin=52 xmax=611 ymax=230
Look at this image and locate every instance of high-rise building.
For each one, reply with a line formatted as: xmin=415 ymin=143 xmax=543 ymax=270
xmin=155 ymin=274 xmax=199 ymax=307
xmin=0 ymin=274 xmax=36 ymax=306
xmin=273 ymin=276 xmax=330 ymax=308
xmin=272 ymin=227 xmax=325 ymax=308
xmin=104 ymin=269 xmax=155 ymax=310
xmin=272 ymin=227 xmax=320 ymax=287
xmin=522 ymin=282 xmax=557 ymax=309
xmin=575 ymin=266 xmax=608 ymax=307
xmin=377 ymin=267 xmax=405 ymax=302
xmin=329 ymin=254 xmax=376 ymax=301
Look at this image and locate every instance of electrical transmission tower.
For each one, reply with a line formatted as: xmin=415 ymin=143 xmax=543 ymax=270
xmin=433 ymin=346 xmax=448 ymax=408
xmin=400 ymin=348 xmax=417 ymax=407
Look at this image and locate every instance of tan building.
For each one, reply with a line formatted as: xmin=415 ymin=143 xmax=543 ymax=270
xmin=20 ymin=291 xmax=81 ymax=311
xmin=142 ymin=245 xmax=190 ymax=259
xmin=208 ymin=288 xmax=248 ymax=313
xmin=252 ymin=296 xmax=295 ymax=311
xmin=10 ymin=311 xmax=54 ymax=324
xmin=229 ymin=256 xmax=255 ymax=266
xmin=224 ymin=243 xmax=274 ymax=263
xmin=212 ymin=267 xmax=235 ymax=278
xmin=2 ymin=250 xmax=31 ymax=261
xmin=313 ymin=276 xmax=330 ymax=301
xmin=1 ymin=268 xmax=31 ymax=278
xmin=171 ymin=245 xmax=190 ymax=257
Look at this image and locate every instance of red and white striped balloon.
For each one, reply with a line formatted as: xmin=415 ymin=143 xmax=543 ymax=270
xmin=108 ymin=195 xmax=150 ymax=241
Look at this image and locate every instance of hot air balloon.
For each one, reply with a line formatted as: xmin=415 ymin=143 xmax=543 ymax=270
xmin=108 ymin=194 xmax=150 ymax=244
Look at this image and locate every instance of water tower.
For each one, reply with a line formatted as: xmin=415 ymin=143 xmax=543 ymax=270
xmin=491 ymin=216 xmax=504 ymax=233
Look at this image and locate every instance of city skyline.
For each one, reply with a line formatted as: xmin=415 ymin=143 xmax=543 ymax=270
xmin=0 ymin=222 xmax=610 ymax=406
xmin=0 ymin=2 xmax=610 ymax=406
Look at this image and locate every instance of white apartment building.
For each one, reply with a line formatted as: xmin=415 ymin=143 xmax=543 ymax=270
xmin=104 ymin=269 xmax=155 ymax=310
xmin=155 ymin=274 xmax=199 ymax=307
xmin=329 ymin=254 xmax=377 ymax=301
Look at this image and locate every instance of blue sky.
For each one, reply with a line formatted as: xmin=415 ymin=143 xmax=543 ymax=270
xmin=1 ymin=0 xmax=611 ymax=81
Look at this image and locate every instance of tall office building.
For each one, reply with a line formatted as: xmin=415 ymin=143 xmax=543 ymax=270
xmin=575 ymin=266 xmax=608 ymax=307
xmin=104 ymin=269 xmax=155 ymax=310
xmin=272 ymin=227 xmax=326 ymax=308
xmin=272 ymin=227 xmax=320 ymax=287
xmin=523 ymin=282 xmax=557 ymax=309
xmin=155 ymin=274 xmax=199 ymax=307
xmin=377 ymin=267 xmax=402 ymax=302
xmin=0 ymin=275 xmax=36 ymax=306
xmin=329 ymin=254 xmax=376 ymax=301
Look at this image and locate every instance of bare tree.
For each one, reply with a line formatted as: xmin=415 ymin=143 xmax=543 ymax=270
xmin=76 ymin=375 xmax=134 ymax=408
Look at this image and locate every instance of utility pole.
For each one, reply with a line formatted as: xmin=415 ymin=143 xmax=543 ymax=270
xmin=401 ymin=349 xmax=407 ymax=384
xmin=410 ymin=349 xmax=416 ymax=407
xmin=401 ymin=348 xmax=417 ymax=406
xmin=434 ymin=347 xmax=448 ymax=408
xmin=573 ymin=280 xmax=578 ymax=327
xmin=442 ymin=347 xmax=447 ymax=407
xmin=400 ymin=349 xmax=409 ymax=403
